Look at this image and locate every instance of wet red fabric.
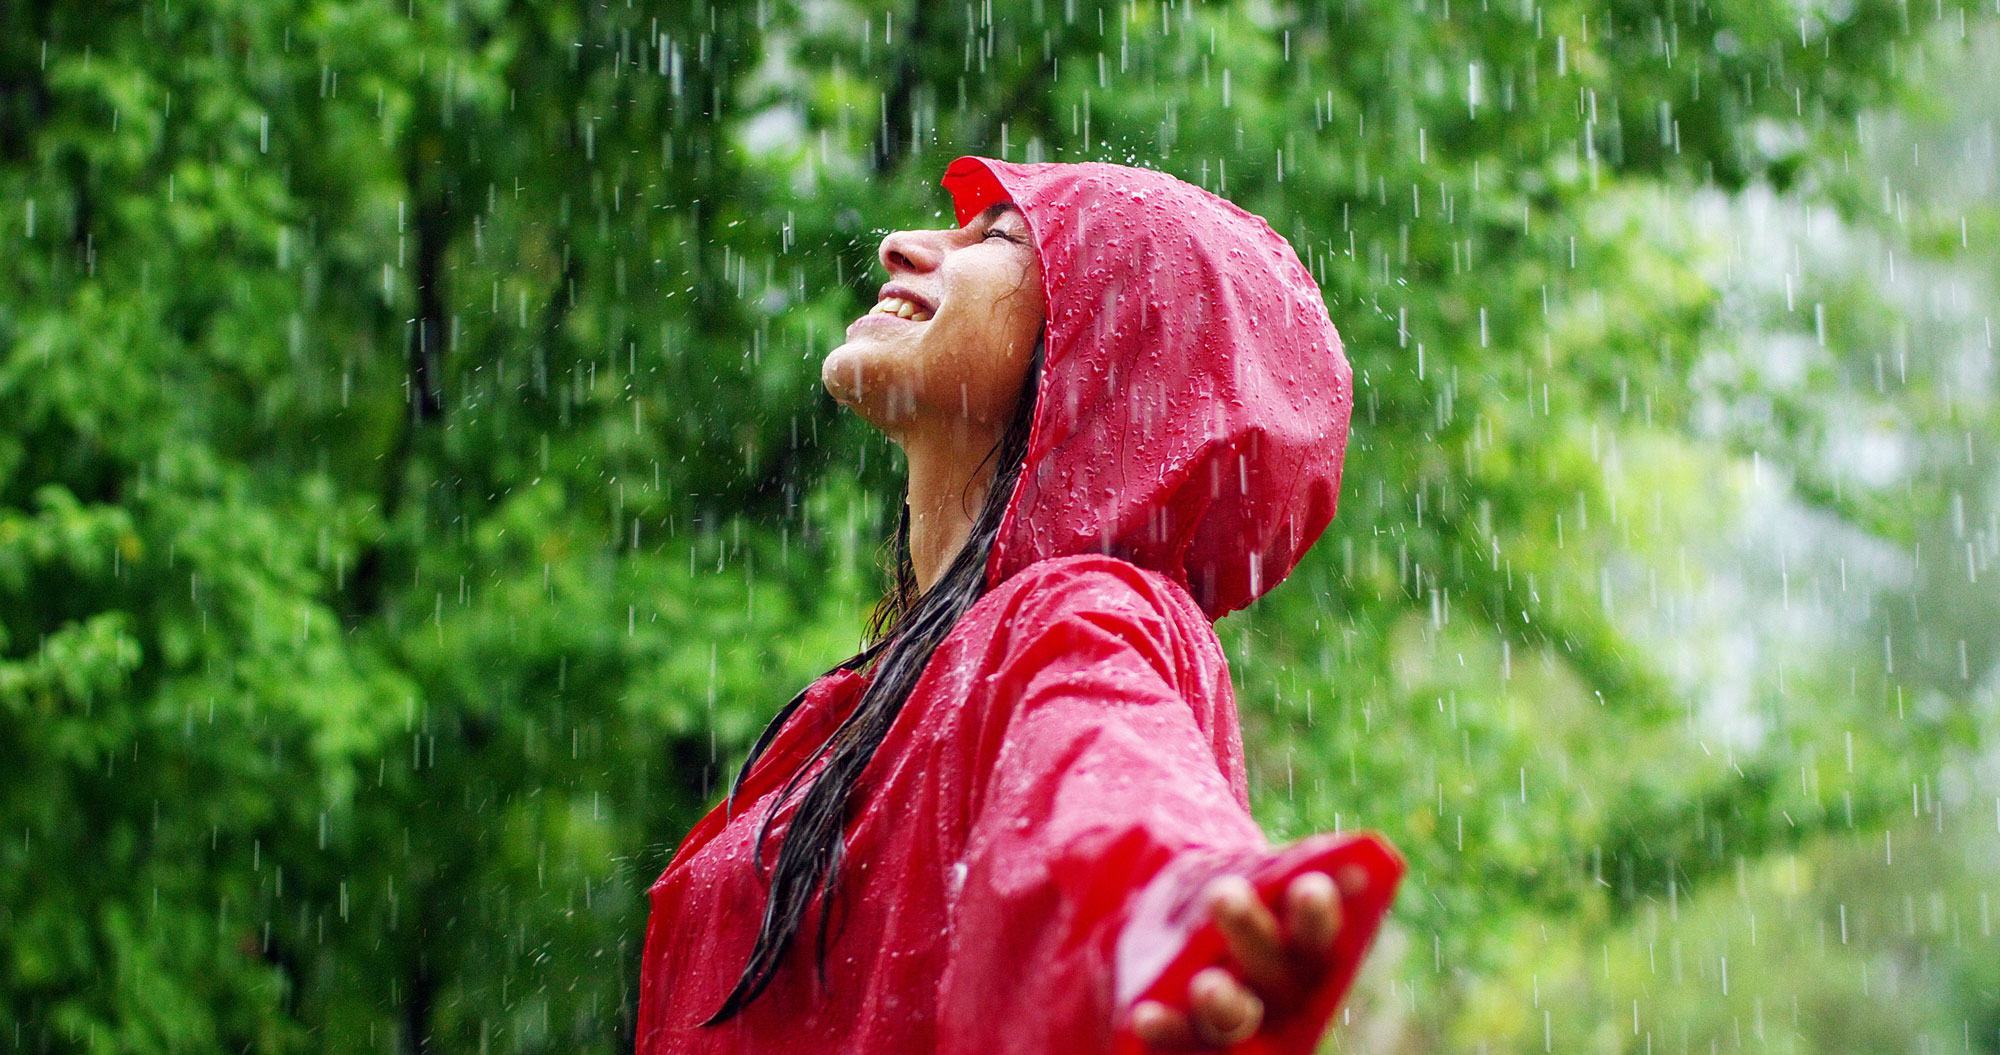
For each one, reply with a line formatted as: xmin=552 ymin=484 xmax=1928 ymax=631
xmin=636 ymin=159 xmax=1399 ymax=1054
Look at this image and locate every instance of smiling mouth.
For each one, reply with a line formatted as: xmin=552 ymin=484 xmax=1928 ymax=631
xmin=867 ymin=295 xmax=933 ymax=322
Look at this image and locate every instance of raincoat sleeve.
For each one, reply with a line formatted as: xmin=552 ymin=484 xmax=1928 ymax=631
xmin=935 ymin=559 xmax=1400 ymax=1055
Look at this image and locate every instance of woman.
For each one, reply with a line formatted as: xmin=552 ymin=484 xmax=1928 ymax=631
xmin=636 ymin=157 xmax=1403 ymax=1054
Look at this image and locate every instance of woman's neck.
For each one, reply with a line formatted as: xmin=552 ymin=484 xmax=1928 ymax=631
xmin=898 ymin=418 xmax=1008 ymax=593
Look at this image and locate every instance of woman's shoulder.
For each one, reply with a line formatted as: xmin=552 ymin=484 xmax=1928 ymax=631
xmin=966 ymin=554 xmax=1225 ymax=681
xmin=985 ymin=553 xmax=1202 ymax=623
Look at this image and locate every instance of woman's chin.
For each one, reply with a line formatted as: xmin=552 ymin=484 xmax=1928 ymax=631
xmin=820 ymin=343 xmax=871 ymax=406
xmin=819 ymin=349 xmax=899 ymax=430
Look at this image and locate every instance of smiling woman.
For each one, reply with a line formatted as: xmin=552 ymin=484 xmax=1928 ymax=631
xmin=822 ymin=202 xmax=1047 ymax=592
xmin=825 ymin=203 xmax=1041 ymax=427
xmin=635 ymin=159 xmax=1403 ymax=1055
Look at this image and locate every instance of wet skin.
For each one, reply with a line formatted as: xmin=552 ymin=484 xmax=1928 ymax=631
xmin=823 ymin=202 xmax=1043 ymax=437
xmin=826 ymin=207 xmax=1351 ymax=1050
xmin=824 ymin=203 xmax=1044 ymax=592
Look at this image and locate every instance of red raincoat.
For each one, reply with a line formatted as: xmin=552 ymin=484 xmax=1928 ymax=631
xmin=636 ymin=158 xmax=1403 ymax=1054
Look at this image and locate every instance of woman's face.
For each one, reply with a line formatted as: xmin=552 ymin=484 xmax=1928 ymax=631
xmin=822 ymin=204 xmax=1044 ymax=437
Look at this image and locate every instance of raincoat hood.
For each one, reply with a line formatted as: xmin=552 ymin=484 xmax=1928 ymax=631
xmin=943 ymin=157 xmax=1353 ymax=618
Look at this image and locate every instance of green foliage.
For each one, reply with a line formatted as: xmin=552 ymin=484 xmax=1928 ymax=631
xmin=1 ymin=0 xmax=1994 ymax=1052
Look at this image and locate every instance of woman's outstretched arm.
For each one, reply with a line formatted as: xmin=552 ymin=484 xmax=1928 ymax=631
xmin=935 ymin=558 xmax=1399 ymax=1055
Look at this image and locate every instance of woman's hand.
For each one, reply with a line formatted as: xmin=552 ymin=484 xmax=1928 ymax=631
xmin=1127 ymin=870 xmax=1348 ymax=1050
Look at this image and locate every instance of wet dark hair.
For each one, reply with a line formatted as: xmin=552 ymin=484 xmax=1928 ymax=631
xmin=701 ymin=338 xmax=1043 ymax=1025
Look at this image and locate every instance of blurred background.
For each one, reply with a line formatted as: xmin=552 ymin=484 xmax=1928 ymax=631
xmin=2 ymin=0 xmax=1996 ymax=1051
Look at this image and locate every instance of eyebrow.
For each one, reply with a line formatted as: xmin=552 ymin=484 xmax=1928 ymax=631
xmin=978 ymin=202 xmax=1020 ymax=224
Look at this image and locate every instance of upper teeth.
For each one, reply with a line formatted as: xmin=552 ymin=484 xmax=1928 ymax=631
xmin=870 ymin=296 xmax=932 ymax=321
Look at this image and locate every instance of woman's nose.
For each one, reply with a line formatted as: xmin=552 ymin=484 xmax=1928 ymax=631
xmin=879 ymin=228 xmax=944 ymax=275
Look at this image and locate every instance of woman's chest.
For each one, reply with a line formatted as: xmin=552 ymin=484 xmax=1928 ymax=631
xmin=669 ymin=726 xmax=964 ymax=919
xmin=654 ymin=713 xmax=972 ymax=1025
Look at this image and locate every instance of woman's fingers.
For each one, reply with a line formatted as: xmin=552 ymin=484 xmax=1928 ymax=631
xmin=1131 ymin=870 xmax=1362 ymax=1048
xmin=1191 ymin=967 xmax=1264 ymax=1046
xmin=1129 ymin=972 xmax=1261 ymax=1051
xmin=1206 ymin=876 xmax=1292 ymax=999
xmin=1129 ymin=999 xmax=1199 ymax=1048
xmin=1282 ymin=871 xmax=1342 ymax=959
